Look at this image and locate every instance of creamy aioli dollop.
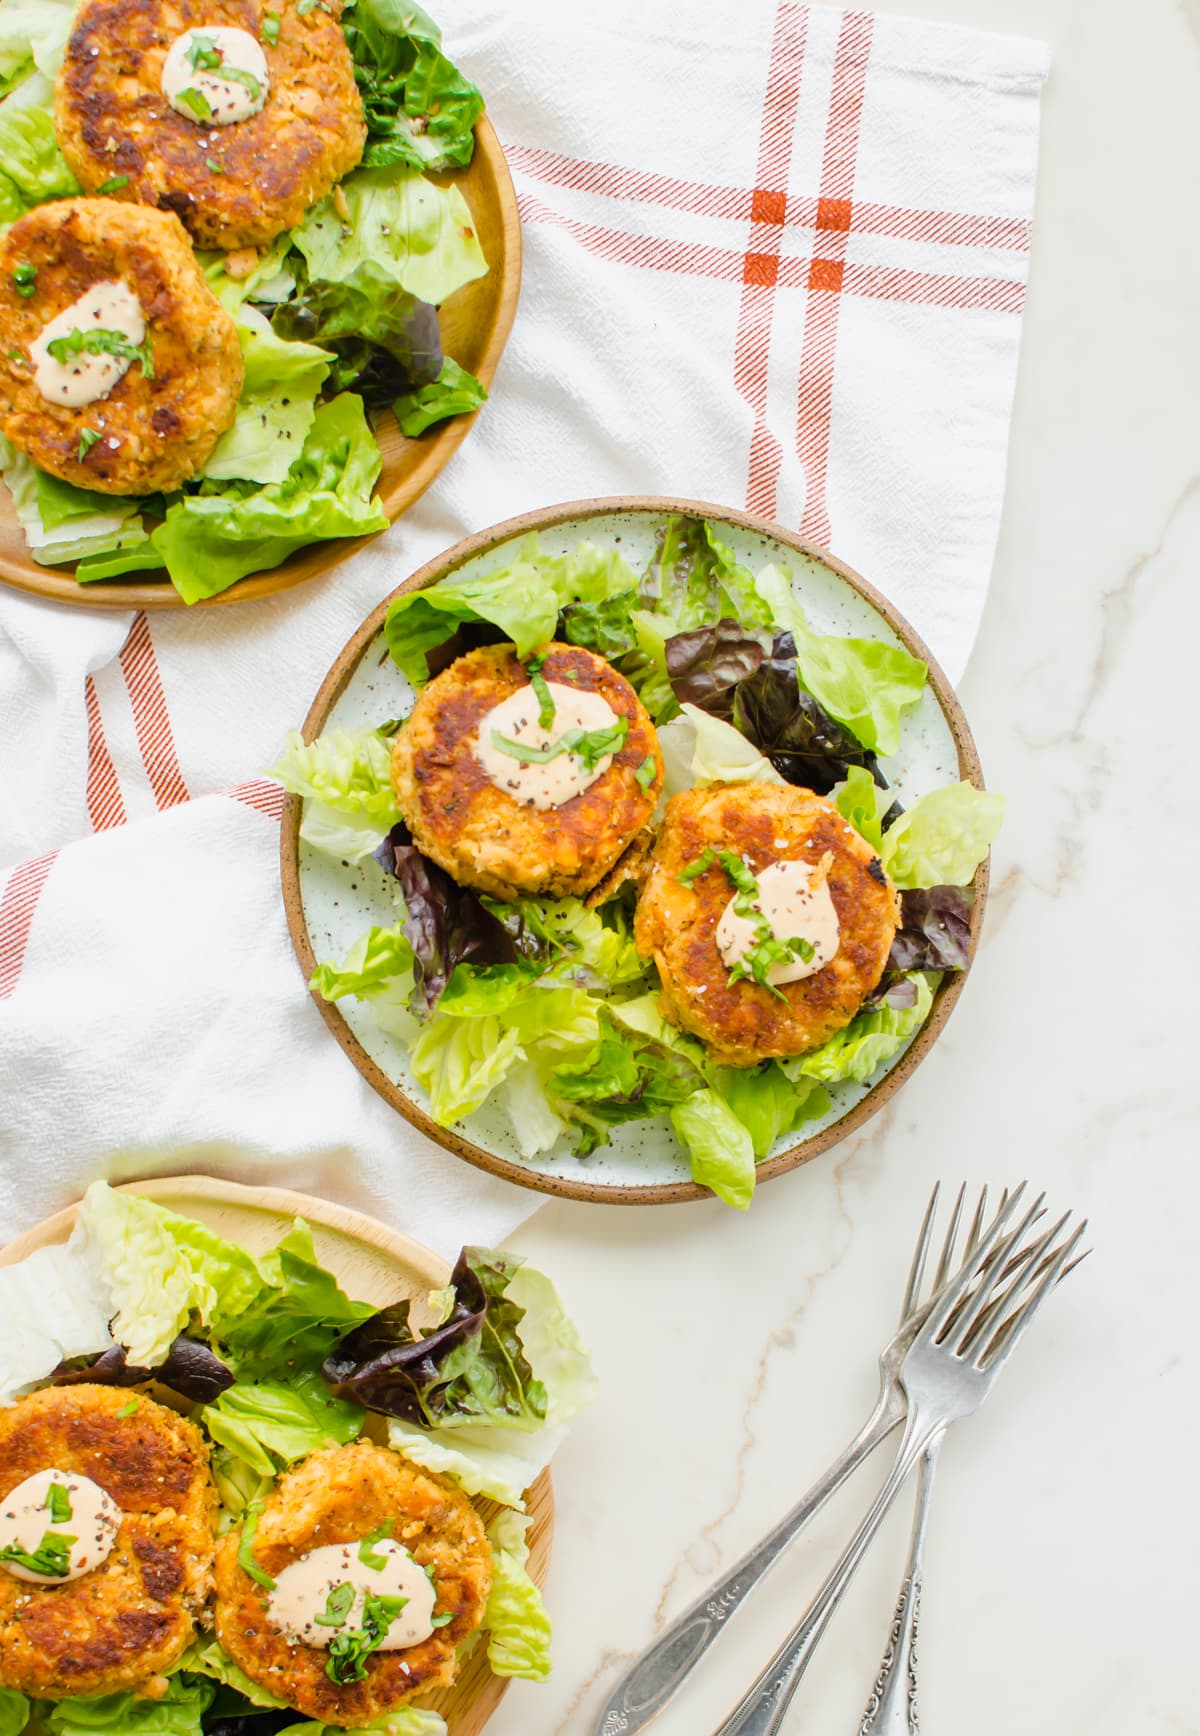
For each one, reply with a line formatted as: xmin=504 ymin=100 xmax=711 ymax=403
xmin=267 ymin=1538 xmax=437 ymax=1650
xmin=162 ymin=27 xmax=270 ymax=126
xmin=29 ymin=280 xmax=145 ymax=409
xmin=474 ymin=680 xmax=622 ymax=810
xmin=716 ymin=858 xmax=840 ymax=985
xmin=0 ymin=1468 xmax=121 ymax=1584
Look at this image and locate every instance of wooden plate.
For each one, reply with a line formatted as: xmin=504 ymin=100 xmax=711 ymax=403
xmin=0 ymin=119 xmax=522 ymax=611
xmin=280 ymin=496 xmax=991 ymax=1206
xmin=0 ymin=1174 xmax=554 ymax=1736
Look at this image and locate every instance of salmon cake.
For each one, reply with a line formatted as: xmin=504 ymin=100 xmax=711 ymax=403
xmin=635 ymin=782 xmax=899 ymax=1066
xmin=0 ymin=198 xmax=242 ymax=493
xmin=0 ymin=1384 xmax=217 ymax=1698
xmin=214 ymin=1442 xmax=492 ymax=1725
xmin=391 ymin=641 xmax=664 ymax=901
xmin=55 ymin=0 xmax=365 ymax=250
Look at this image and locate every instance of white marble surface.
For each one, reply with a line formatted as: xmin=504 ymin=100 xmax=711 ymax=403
xmin=486 ymin=1 xmax=1200 ymax=1731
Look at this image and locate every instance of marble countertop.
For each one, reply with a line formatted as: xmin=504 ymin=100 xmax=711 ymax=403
xmin=487 ymin=1 xmax=1199 ymax=1731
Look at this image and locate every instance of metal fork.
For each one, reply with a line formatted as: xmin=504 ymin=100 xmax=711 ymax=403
xmin=593 ymin=1183 xmax=992 ymax=1736
xmin=710 ymin=1185 xmax=1086 ymax=1736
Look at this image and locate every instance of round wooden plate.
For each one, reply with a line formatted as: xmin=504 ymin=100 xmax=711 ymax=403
xmin=0 ymin=118 xmax=522 ymax=611
xmin=0 ymin=1173 xmax=554 ymax=1736
xmin=280 ymin=496 xmax=991 ymax=1206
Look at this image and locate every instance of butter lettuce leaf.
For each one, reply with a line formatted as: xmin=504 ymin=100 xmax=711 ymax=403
xmin=0 ymin=5 xmax=76 ymax=88
xmin=294 ymin=168 xmax=487 ymax=306
xmin=833 ymin=764 xmax=891 ymax=852
xmin=483 ymin=1510 xmax=552 ymax=1681
xmin=657 ymin=703 xmax=786 ymax=796
xmin=0 ymin=96 xmax=78 ymax=224
xmin=0 ymin=437 xmax=147 ymax=567
xmin=713 ymin=1064 xmax=831 ymax=1160
xmin=879 ymin=782 xmax=1005 ymax=889
xmin=271 ymin=263 xmax=442 ymax=408
xmin=150 ymin=394 xmax=387 ymax=603
xmin=346 ymin=0 xmax=483 ymax=173
xmin=670 ymin=1089 xmax=757 ymax=1209
xmin=270 ymin=725 xmax=401 ymax=860
xmin=755 ymin=564 xmax=927 ymax=755
xmin=788 ymin=971 xmax=936 ymax=1085
xmin=47 ymin=1678 xmax=214 ymax=1736
xmin=203 ymin=1373 xmax=363 ymax=1475
xmin=175 ymin=1639 xmax=286 ymax=1708
xmin=0 ymin=1691 xmax=27 ymax=1736
xmin=202 ymin=306 xmax=331 ymax=485
xmin=276 ymin=1712 xmax=446 ymax=1736
xmin=394 ymin=355 xmax=486 ymax=435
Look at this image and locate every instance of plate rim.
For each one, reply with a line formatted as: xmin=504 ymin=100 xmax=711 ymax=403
xmin=279 ymin=494 xmax=990 ymax=1206
xmin=0 ymin=1172 xmax=555 ymax=1736
xmin=0 ymin=115 xmax=522 ymax=612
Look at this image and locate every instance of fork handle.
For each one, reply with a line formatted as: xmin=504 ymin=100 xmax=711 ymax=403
xmin=591 ymin=1388 xmax=903 ymax=1736
xmin=858 ymin=1436 xmax=942 ymax=1735
xmin=710 ymin=1412 xmax=939 ymax=1736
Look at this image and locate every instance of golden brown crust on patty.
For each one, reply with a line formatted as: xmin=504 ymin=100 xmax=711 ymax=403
xmin=55 ymin=0 xmax=365 ymax=250
xmin=213 ymin=1442 xmax=492 ymax=1726
xmin=634 ymin=782 xmax=899 ymax=1066
xmin=0 ymin=198 xmax=242 ymax=493
xmin=0 ymin=1385 xmax=217 ymax=1698
xmin=391 ymin=642 xmax=665 ymax=902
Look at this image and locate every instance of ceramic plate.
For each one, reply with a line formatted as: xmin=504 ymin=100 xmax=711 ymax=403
xmin=0 ymin=1173 xmax=553 ymax=1736
xmin=0 ymin=120 xmax=521 ymax=611
xmin=281 ymin=497 xmax=989 ymax=1205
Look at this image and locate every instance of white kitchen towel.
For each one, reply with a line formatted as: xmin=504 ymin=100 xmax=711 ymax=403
xmin=0 ymin=2 xmax=1049 ymax=1247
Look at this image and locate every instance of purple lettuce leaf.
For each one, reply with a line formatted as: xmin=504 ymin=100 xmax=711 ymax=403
xmin=889 ymin=886 xmax=975 ymax=972
xmin=372 ymin=823 xmax=517 ymax=1013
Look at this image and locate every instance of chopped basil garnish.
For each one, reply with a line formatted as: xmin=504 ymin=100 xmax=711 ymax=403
xmin=635 ymin=755 xmax=656 ymax=790
xmin=11 ymin=262 xmax=36 ymax=298
xmin=185 ymin=31 xmax=224 ymax=69
xmin=206 ymin=157 xmax=226 ymax=174
xmin=46 ymin=326 xmax=154 ymax=381
xmin=679 ymin=850 xmax=816 ymax=996
xmin=237 ymin=1499 xmax=275 ymax=1591
xmin=326 ymin=1589 xmax=407 ymax=1684
xmin=491 ymin=717 xmax=628 ymax=773
xmin=261 ymin=11 xmax=280 ymax=44
xmin=45 ymin=1483 xmax=72 ymax=1524
xmin=96 ymin=175 xmax=130 ymax=194
xmin=77 ymin=427 xmax=103 ymax=462
xmin=431 ymin=1609 xmax=454 ymax=1627
xmin=357 ymin=1519 xmax=391 ymax=1570
xmin=0 ymin=1530 xmax=75 ymax=1578
xmin=176 ymin=85 xmax=212 ymax=119
xmin=117 ymin=1396 xmax=139 ymax=1416
xmin=215 ymin=62 xmax=262 ymax=99
xmin=8 ymin=348 xmax=26 ymax=365
xmin=315 ymin=1580 xmax=356 ymax=1627
xmin=525 ymin=654 xmax=556 ymax=731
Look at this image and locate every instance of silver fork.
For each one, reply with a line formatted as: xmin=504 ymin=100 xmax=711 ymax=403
xmin=591 ymin=1185 xmax=959 ymax=1736
xmin=710 ymin=1185 xmax=1087 ymax=1736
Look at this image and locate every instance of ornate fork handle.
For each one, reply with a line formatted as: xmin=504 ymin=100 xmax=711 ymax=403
xmin=593 ymin=1385 xmax=904 ymax=1736
xmin=858 ymin=1439 xmax=940 ymax=1735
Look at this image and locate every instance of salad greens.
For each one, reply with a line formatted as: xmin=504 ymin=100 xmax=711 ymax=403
xmin=0 ymin=0 xmax=490 ymax=601
xmin=0 ymin=1183 xmax=592 ymax=1736
xmin=276 ymin=516 xmax=1003 ymax=1207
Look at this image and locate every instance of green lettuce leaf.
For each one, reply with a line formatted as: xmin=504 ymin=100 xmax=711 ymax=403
xmin=47 ymin=1679 xmax=214 ymax=1736
xmin=670 ymin=1089 xmax=757 ymax=1209
xmin=788 ymin=972 xmax=936 ymax=1084
xmin=713 ymin=1064 xmax=831 ymax=1160
xmin=409 ymin=1010 xmax=524 ymax=1123
xmin=879 ymin=782 xmax=1005 ymax=889
xmin=310 ymin=922 xmax=418 ymax=1035
xmin=384 ymin=534 xmax=640 ymax=683
xmin=0 ymin=96 xmax=78 ymax=224
xmin=294 ymin=168 xmax=487 ymax=306
xmin=175 ymin=1639 xmax=286 ymax=1708
xmin=0 ymin=1689 xmax=28 ymax=1736
xmin=202 ymin=306 xmax=331 ymax=485
xmin=202 ymin=1372 xmax=363 ymax=1475
xmin=217 ymin=1221 xmax=374 ymax=1377
xmin=833 ymin=764 xmax=890 ymax=852
xmin=150 ymin=393 xmax=387 ymax=603
xmin=388 ymin=1262 xmax=597 ymax=1508
xmin=550 ymin=1009 xmax=705 ymax=1154
xmin=201 ymin=234 xmax=296 ymax=313
xmin=0 ymin=3 xmax=76 ymax=88
xmin=276 ymin=1712 xmax=446 ymax=1736
xmin=270 ymin=725 xmax=401 ymax=859
xmin=394 ymin=356 xmax=486 ymax=435
xmin=638 ymin=514 xmax=773 ymax=632
xmin=0 ymin=436 xmax=147 ymax=567
xmin=74 ymin=543 xmax=166 ymax=582
xmin=483 ymin=1510 xmax=552 ymax=1681
xmin=76 ymin=1182 xmax=263 ymax=1367
xmin=657 ymin=703 xmax=786 ymax=795
xmin=755 ymin=564 xmax=927 ymax=755
xmin=346 ymin=0 xmax=483 ymax=173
